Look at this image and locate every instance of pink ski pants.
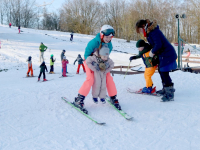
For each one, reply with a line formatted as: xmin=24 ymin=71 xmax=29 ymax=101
xmin=78 ymin=61 xmax=117 ymax=97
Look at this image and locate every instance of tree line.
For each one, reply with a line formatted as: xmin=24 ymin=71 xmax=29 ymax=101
xmin=1 ymin=0 xmax=200 ymax=44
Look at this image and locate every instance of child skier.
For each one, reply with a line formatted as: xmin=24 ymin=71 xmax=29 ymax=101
xmin=129 ymin=39 xmax=157 ymax=93
xmin=86 ymin=44 xmax=114 ymax=104
xmin=38 ymin=61 xmax=48 ymax=81
xmin=26 ymin=56 xmax=33 ymax=77
xmin=62 ymin=56 xmax=69 ymax=77
xmin=74 ymin=54 xmax=86 ymax=74
xmin=70 ymin=32 xmax=73 ymax=41
xmin=49 ymin=54 xmax=56 ymax=74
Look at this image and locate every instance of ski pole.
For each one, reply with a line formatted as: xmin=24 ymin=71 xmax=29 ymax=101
xmin=124 ymin=61 xmax=131 ymax=79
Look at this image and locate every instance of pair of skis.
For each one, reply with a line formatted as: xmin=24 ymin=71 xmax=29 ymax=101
xmin=61 ymin=96 xmax=133 ymax=125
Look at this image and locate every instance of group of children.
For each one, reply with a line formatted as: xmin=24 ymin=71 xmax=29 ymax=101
xmin=26 ymin=49 xmax=86 ymax=81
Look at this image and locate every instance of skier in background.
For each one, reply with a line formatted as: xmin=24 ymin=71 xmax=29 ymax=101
xmin=62 ymin=56 xmax=69 ymax=77
xmin=74 ymin=54 xmax=86 ymax=74
xmin=61 ymin=50 xmax=68 ymax=73
xmin=26 ymin=56 xmax=34 ymax=77
xmin=49 ymin=54 xmax=56 ymax=74
xmin=38 ymin=61 xmax=48 ymax=81
xmin=18 ymin=25 xmax=20 ymax=33
xmin=9 ymin=23 xmax=12 ymax=28
xmin=70 ymin=32 xmax=73 ymax=41
xmin=39 ymin=42 xmax=48 ymax=62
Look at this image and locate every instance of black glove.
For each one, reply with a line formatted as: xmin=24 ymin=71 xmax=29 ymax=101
xmin=129 ymin=56 xmax=137 ymax=62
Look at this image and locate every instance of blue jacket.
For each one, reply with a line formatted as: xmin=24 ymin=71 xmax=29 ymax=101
xmin=84 ymin=33 xmax=113 ymax=59
xmin=146 ymin=20 xmax=177 ymax=70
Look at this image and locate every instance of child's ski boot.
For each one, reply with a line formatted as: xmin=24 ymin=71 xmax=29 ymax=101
xmin=142 ymin=87 xmax=152 ymax=93
xmin=100 ymin=98 xmax=106 ymax=104
xmin=110 ymin=95 xmax=121 ymax=110
xmin=93 ymin=98 xmax=98 ymax=104
xmin=43 ymin=79 xmax=47 ymax=81
xmin=73 ymin=94 xmax=88 ymax=114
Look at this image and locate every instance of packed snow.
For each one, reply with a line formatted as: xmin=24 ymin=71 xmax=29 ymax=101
xmin=0 ymin=24 xmax=200 ymax=150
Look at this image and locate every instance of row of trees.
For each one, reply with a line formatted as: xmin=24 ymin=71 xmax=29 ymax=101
xmin=0 ymin=0 xmax=59 ymax=30
xmin=60 ymin=0 xmax=200 ymax=44
xmin=0 ymin=0 xmax=200 ymax=44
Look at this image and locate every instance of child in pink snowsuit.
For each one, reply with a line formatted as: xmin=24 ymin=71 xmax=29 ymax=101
xmin=62 ymin=56 xmax=69 ymax=77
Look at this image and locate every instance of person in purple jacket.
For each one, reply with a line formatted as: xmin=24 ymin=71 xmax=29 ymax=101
xmin=136 ymin=19 xmax=177 ymax=102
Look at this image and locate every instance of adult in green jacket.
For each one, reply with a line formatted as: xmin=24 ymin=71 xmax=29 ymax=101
xmin=39 ymin=42 xmax=48 ymax=62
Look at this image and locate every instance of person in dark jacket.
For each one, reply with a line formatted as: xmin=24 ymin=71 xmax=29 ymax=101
xmin=61 ymin=50 xmax=68 ymax=73
xmin=18 ymin=25 xmax=20 ymax=34
xmin=70 ymin=32 xmax=73 ymax=41
xmin=136 ymin=19 xmax=177 ymax=102
xmin=38 ymin=61 xmax=48 ymax=81
xmin=74 ymin=54 xmax=86 ymax=74
xmin=130 ymin=39 xmax=157 ymax=93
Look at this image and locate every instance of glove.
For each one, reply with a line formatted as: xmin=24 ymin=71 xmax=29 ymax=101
xmin=129 ymin=56 xmax=137 ymax=61
xmin=92 ymin=61 xmax=100 ymax=71
xmin=105 ymin=61 xmax=110 ymax=69
xmin=149 ymin=51 xmax=154 ymax=57
xmin=73 ymin=63 xmax=75 ymax=65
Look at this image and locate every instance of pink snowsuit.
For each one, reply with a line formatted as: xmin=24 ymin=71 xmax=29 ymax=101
xmin=62 ymin=59 xmax=68 ymax=76
xmin=86 ymin=53 xmax=114 ymax=99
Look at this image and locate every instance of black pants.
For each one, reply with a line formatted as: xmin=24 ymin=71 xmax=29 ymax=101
xmin=70 ymin=36 xmax=73 ymax=41
xmin=158 ymin=70 xmax=173 ymax=87
xmin=38 ymin=71 xmax=46 ymax=79
xmin=50 ymin=65 xmax=54 ymax=72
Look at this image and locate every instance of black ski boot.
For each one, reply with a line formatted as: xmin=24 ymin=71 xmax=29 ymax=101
xmin=110 ymin=95 xmax=121 ymax=110
xmin=156 ymin=82 xmax=165 ymax=96
xmin=73 ymin=94 xmax=88 ymax=114
xmin=161 ymin=83 xmax=175 ymax=102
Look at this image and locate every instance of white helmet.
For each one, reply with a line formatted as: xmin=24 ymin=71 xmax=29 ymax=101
xmin=63 ymin=56 xmax=66 ymax=59
xmin=100 ymin=25 xmax=115 ymax=39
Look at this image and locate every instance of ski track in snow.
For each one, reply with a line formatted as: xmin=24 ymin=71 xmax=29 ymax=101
xmin=0 ymin=24 xmax=200 ymax=150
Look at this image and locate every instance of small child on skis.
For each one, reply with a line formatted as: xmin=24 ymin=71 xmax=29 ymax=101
xmin=129 ymin=39 xmax=157 ymax=93
xmin=74 ymin=54 xmax=86 ymax=74
xmin=49 ymin=54 xmax=56 ymax=74
xmin=26 ymin=56 xmax=33 ymax=77
xmin=38 ymin=61 xmax=48 ymax=81
xmin=86 ymin=44 xmax=114 ymax=104
xmin=62 ymin=56 xmax=69 ymax=77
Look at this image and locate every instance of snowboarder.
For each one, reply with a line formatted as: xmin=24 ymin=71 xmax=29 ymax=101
xmin=86 ymin=44 xmax=114 ymax=104
xmin=129 ymin=39 xmax=157 ymax=93
xmin=70 ymin=32 xmax=73 ymax=41
xmin=74 ymin=54 xmax=86 ymax=74
xmin=62 ymin=56 xmax=69 ymax=77
xmin=49 ymin=54 xmax=56 ymax=74
xmin=136 ymin=19 xmax=177 ymax=102
xmin=38 ymin=61 xmax=48 ymax=81
xmin=26 ymin=56 xmax=34 ymax=77
xmin=39 ymin=42 xmax=48 ymax=62
xmin=61 ymin=50 xmax=68 ymax=73
xmin=9 ymin=23 xmax=12 ymax=28
xmin=18 ymin=25 xmax=20 ymax=33
xmin=73 ymin=25 xmax=121 ymax=113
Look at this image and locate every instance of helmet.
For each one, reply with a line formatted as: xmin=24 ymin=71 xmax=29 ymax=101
xmin=28 ymin=56 xmax=32 ymax=61
xmin=63 ymin=49 xmax=66 ymax=52
xmin=41 ymin=42 xmax=43 ymax=44
xmin=50 ymin=54 xmax=53 ymax=57
xmin=100 ymin=25 xmax=115 ymax=39
xmin=63 ymin=56 xmax=66 ymax=59
xmin=78 ymin=54 xmax=81 ymax=57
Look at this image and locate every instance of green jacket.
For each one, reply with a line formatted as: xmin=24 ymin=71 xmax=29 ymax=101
xmin=135 ymin=43 xmax=154 ymax=68
xmin=84 ymin=33 xmax=113 ymax=59
xmin=39 ymin=44 xmax=48 ymax=52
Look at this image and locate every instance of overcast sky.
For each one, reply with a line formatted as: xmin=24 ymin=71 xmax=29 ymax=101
xmin=35 ymin=0 xmax=106 ymax=12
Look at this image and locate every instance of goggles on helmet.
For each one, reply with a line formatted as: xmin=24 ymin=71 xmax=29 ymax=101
xmin=101 ymin=29 xmax=115 ymax=36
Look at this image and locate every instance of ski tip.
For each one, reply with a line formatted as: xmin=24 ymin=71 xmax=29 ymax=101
xmin=126 ymin=117 xmax=133 ymax=121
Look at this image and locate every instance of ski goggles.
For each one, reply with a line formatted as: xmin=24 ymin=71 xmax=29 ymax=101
xmin=101 ymin=29 xmax=115 ymax=36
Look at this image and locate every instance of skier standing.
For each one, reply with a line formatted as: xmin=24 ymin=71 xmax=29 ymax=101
xmin=26 ymin=56 xmax=34 ymax=77
xmin=61 ymin=50 xmax=68 ymax=73
xmin=74 ymin=54 xmax=86 ymax=74
xmin=9 ymin=23 xmax=12 ymax=28
xmin=129 ymin=39 xmax=157 ymax=93
xmin=39 ymin=42 xmax=48 ymax=62
xmin=62 ymin=56 xmax=69 ymax=77
xmin=38 ymin=61 xmax=48 ymax=81
xmin=18 ymin=25 xmax=20 ymax=33
xmin=70 ymin=32 xmax=73 ymax=41
xmin=49 ymin=54 xmax=56 ymax=74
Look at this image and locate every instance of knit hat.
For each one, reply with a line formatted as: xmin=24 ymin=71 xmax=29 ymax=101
xmin=99 ymin=44 xmax=109 ymax=56
xmin=136 ymin=39 xmax=146 ymax=48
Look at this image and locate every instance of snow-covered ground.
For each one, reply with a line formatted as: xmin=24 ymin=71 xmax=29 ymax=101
xmin=0 ymin=25 xmax=200 ymax=150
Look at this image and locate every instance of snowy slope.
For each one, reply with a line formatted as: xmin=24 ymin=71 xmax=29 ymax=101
xmin=0 ymin=25 xmax=200 ymax=150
